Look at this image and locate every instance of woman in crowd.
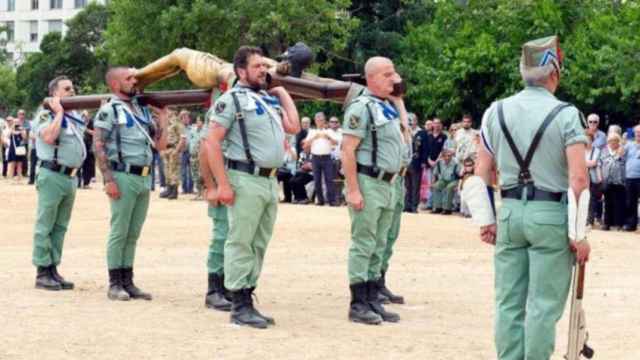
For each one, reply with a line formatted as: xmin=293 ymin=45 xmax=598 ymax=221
xmin=277 ymin=138 xmax=298 ymax=203
xmin=2 ymin=116 xmax=27 ymax=183
xmin=600 ymin=133 xmax=626 ymax=230
xmin=585 ymin=129 xmax=604 ymax=226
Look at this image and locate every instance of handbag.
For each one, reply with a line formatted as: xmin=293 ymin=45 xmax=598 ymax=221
xmin=14 ymin=145 xmax=26 ymax=156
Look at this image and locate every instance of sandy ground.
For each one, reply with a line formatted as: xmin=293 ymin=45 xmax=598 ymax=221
xmin=0 ymin=179 xmax=638 ymax=360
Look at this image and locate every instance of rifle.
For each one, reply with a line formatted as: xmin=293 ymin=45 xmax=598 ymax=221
xmin=565 ymin=263 xmax=594 ymax=359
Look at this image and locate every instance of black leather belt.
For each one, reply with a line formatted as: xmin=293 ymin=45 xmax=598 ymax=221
xmin=357 ymin=163 xmax=398 ymax=183
xmin=312 ymin=154 xmax=331 ymax=158
xmin=110 ymin=161 xmax=151 ymax=176
xmin=40 ymin=160 xmax=78 ymax=177
xmin=227 ymin=159 xmax=277 ymax=178
xmin=501 ymin=186 xmax=564 ymax=202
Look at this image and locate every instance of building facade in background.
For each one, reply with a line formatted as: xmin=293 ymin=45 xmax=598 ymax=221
xmin=0 ymin=0 xmax=108 ymax=65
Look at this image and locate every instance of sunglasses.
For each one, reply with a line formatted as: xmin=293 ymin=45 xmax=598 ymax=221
xmin=588 ymin=121 xmax=598 ymax=124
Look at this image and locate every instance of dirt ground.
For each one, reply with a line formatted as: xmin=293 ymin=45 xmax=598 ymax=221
xmin=0 ymin=179 xmax=638 ymax=360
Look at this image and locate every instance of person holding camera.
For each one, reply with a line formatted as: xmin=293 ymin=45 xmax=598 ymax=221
xmin=3 ymin=116 xmax=27 ymax=183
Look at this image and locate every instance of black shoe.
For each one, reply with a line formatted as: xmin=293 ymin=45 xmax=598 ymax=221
xmin=600 ymin=224 xmax=610 ymax=231
xmin=167 ymin=185 xmax=178 ymax=200
xmin=107 ymin=269 xmax=130 ymax=301
xmin=35 ymin=266 xmax=62 ymax=291
xmin=431 ymin=208 xmax=442 ymax=214
xmin=348 ymin=282 xmax=382 ymax=325
xmin=442 ymin=210 xmax=452 ymax=215
xmin=50 ymin=265 xmax=74 ymax=290
xmin=378 ymin=271 xmax=404 ymax=304
xmin=159 ymin=187 xmax=171 ymax=198
xmin=248 ymin=287 xmax=275 ymax=325
xmin=622 ymin=225 xmax=637 ymax=232
xmin=230 ymin=289 xmax=268 ymax=329
xmin=367 ymin=281 xmax=400 ymax=322
xmin=121 ymin=267 xmax=152 ymax=300
xmin=205 ymin=273 xmax=231 ymax=311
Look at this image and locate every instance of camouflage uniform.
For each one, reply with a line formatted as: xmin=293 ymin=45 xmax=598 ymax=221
xmin=189 ymin=125 xmax=204 ymax=196
xmin=161 ymin=116 xmax=184 ymax=187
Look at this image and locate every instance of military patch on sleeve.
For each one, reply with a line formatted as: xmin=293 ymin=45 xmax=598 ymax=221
xmin=348 ymin=114 xmax=360 ymax=129
xmin=215 ymin=101 xmax=226 ymax=114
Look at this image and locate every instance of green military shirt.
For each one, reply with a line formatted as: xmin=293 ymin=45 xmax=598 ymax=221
xmin=94 ymin=97 xmax=155 ymax=167
xmin=342 ymin=89 xmax=404 ymax=173
xmin=209 ymin=85 xmax=285 ymax=169
xmin=35 ymin=110 xmax=87 ymax=168
xmin=481 ymin=86 xmax=588 ymax=192
xmin=433 ymin=158 xmax=459 ymax=182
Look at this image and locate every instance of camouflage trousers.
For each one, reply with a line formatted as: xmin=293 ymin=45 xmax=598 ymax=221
xmin=190 ymin=149 xmax=202 ymax=194
xmin=161 ymin=148 xmax=181 ymax=186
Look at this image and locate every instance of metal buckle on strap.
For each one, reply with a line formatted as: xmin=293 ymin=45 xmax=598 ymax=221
xmin=389 ymin=173 xmax=398 ymax=184
xmin=399 ymin=167 xmax=408 ymax=177
xmin=269 ymin=168 xmax=277 ymax=177
xmin=69 ymin=168 xmax=78 ymax=177
xmin=141 ymin=166 xmax=150 ymax=177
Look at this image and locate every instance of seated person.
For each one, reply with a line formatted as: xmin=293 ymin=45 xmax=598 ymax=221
xmin=457 ymin=157 xmax=475 ymax=218
xmin=289 ymin=150 xmax=314 ymax=204
xmin=430 ymin=148 xmax=460 ymax=215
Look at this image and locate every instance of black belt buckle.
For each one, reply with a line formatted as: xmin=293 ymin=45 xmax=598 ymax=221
xmin=258 ymin=167 xmax=277 ymax=177
xmin=379 ymin=171 xmax=397 ymax=183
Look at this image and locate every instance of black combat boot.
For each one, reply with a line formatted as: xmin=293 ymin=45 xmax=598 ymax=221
xmin=367 ymin=280 xmax=400 ymax=322
xmin=121 ymin=267 xmax=152 ymax=300
xmin=348 ymin=282 xmax=382 ymax=325
xmin=50 ymin=265 xmax=74 ymax=290
xmin=159 ymin=186 xmax=171 ymax=198
xmin=377 ymin=271 xmax=405 ymax=304
xmin=35 ymin=266 xmax=62 ymax=291
xmin=205 ymin=273 xmax=231 ymax=311
xmin=248 ymin=287 xmax=275 ymax=325
xmin=107 ymin=269 xmax=130 ymax=301
xmin=167 ymin=185 xmax=178 ymax=200
xmin=230 ymin=289 xmax=268 ymax=329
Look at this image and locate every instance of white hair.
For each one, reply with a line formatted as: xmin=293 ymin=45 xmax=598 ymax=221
xmin=519 ymin=60 xmax=556 ymax=86
xmin=608 ymin=124 xmax=622 ymax=136
xmin=587 ymin=113 xmax=600 ymax=123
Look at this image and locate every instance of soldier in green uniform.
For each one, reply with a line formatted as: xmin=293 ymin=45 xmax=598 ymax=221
xmin=475 ymin=36 xmax=591 ymax=360
xmin=377 ymin=121 xmax=411 ymax=305
xmin=31 ymin=76 xmax=86 ymax=291
xmin=204 ymin=46 xmax=300 ymax=328
xmin=341 ymin=56 xmax=408 ymax=325
xmin=94 ymin=67 xmax=170 ymax=302
xmin=189 ymin=116 xmax=205 ymax=200
xmin=159 ymin=111 xmax=185 ymax=200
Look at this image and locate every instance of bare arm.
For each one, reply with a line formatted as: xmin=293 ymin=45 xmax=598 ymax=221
xmin=341 ymin=134 xmax=364 ymax=210
xmin=150 ymin=106 xmax=169 ymax=151
xmin=40 ymin=97 xmax=65 ymax=145
xmin=269 ymin=87 xmax=300 ymax=134
xmin=94 ymin=127 xmax=120 ymax=200
xmin=205 ymin=123 xmax=234 ymax=205
xmin=566 ymin=143 xmax=589 ymax=197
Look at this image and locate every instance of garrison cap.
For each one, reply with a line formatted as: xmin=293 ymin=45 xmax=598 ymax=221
xmin=521 ymin=35 xmax=563 ymax=70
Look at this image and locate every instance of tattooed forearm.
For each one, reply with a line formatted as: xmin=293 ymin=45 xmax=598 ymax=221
xmin=153 ymin=126 xmax=163 ymax=143
xmin=94 ymin=128 xmax=114 ymax=183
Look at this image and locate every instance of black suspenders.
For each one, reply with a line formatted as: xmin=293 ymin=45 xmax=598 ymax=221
xmin=497 ymin=101 xmax=572 ymax=185
xmin=365 ymin=102 xmax=379 ymax=172
xmin=111 ymin=104 xmax=125 ymax=164
xmin=231 ymin=91 xmax=255 ymax=166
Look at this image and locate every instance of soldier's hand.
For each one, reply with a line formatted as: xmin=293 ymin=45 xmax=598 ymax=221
xmin=217 ymin=184 xmax=235 ymax=206
xmin=49 ymin=96 xmax=64 ymax=115
xmin=480 ymin=224 xmax=496 ymax=245
xmin=205 ymin=187 xmax=219 ymax=207
xmin=346 ymin=190 xmax=364 ymax=211
xmin=104 ymin=180 xmax=121 ymax=200
xmin=570 ymin=239 xmax=591 ymax=265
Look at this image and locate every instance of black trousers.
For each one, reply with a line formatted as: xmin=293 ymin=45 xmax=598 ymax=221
xmin=28 ymin=148 xmax=38 ymax=184
xmin=587 ymin=182 xmax=603 ymax=224
xmin=625 ymin=178 xmax=640 ymax=229
xmin=277 ymin=171 xmax=293 ymax=202
xmin=77 ymin=153 xmax=96 ymax=187
xmin=404 ymin=166 xmax=422 ymax=211
xmin=311 ymin=154 xmax=336 ymax=204
xmin=290 ymin=171 xmax=313 ymax=201
xmin=604 ymin=184 xmax=626 ymax=227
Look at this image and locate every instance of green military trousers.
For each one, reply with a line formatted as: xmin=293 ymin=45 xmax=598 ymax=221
xmin=381 ymin=176 xmax=405 ymax=273
xmin=348 ymin=174 xmax=396 ymax=284
xmin=32 ymin=168 xmax=77 ymax=267
xmin=106 ymin=172 xmax=151 ymax=270
xmin=495 ymin=198 xmax=573 ymax=360
xmin=224 ymin=170 xmax=278 ymax=291
xmin=207 ymin=205 xmax=228 ymax=275
xmin=431 ymin=179 xmax=458 ymax=211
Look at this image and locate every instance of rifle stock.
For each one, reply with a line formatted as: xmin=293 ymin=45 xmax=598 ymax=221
xmin=565 ymin=263 xmax=594 ymax=360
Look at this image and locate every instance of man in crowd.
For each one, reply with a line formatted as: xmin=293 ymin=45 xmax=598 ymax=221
xmin=205 ymin=46 xmax=300 ymax=328
xmin=342 ymin=56 xmax=406 ymax=325
xmin=303 ymin=112 xmax=339 ymax=206
xmin=189 ymin=116 xmax=205 ymax=200
xmin=587 ymin=113 xmax=607 ymax=150
xmin=431 ymin=148 xmax=460 ymax=215
xmin=160 ymin=111 xmax=185 ymax=200
xmin=94 ymin=67 xmax=169 ymax=301
xmin=296 ymin=117 xmax=311 ymax=157
xmin=454 ymin=114 xmax=476 ymax=163
xmin=179 ymin=110 xmax=193 ymax=194
xmin=31 ymin=76 xmax=86 ymax=291
xmin=405 ymin=113 xmax=428 ymax=213
xmin=624 ymin=125 xmax=640 ymax=232
xmin=425 ymin=118 xmax=447 ymax=209
xmin=476 ymin=35 xmax=590 ymax=360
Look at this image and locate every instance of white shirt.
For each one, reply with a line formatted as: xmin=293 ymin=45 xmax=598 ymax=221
xmin=305 ymin=128 xmax=338 ymax=155
xmin=329 ymin=128 xmax=343 ymax=160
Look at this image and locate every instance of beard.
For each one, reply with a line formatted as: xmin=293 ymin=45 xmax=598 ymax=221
xmin=245 ymin=74 xmax=267 ymax=91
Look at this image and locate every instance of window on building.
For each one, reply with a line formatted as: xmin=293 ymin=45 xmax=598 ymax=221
xmin=32 ymin=0 xmax=39 ymax=10
xmin=4 ymin=21 xmax=14 ymax=42
xmin=30 ymin=21 xmax=38 ymax=42
xmin=7 ymin=0 xmax=16 ymax=11
xmin=48 ymin=20 xmax=63 ymax=33
xmin=50 ymin=0 xmax=62 ymax=9
xmin=75 ymin=0 xmax=86 ymax=8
